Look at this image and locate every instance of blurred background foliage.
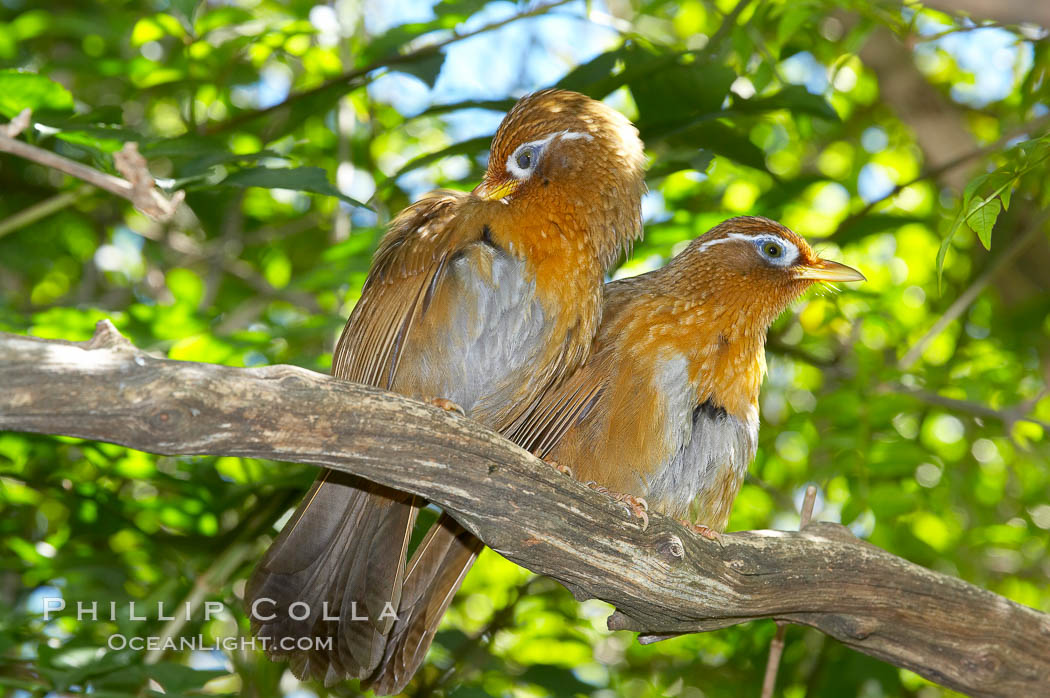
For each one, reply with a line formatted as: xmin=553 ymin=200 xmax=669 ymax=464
xmin=1 ymin=0 xmax=1049 ymax=696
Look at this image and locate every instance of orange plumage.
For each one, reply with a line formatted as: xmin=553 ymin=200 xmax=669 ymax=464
xmin=358 ymin=218 xmax=863 ymax=695
xmin=246 ymin=89 xmax=646 ymax=691
xmin=523 ymin=216 xmax=865 ymax=533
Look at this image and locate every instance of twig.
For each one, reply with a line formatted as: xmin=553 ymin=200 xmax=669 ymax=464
xmin=0 ymin=185 xmax=91 ymax=240
xmin=911 ymin=21 xmax=1020 ymax=43
xmin=760 ymin=485 xmax=817 ymax=698
xmin=800 ymin=485 xmax=817 ymax=527
xmin=415 ymin=577 xmax=539 ymax=697
xmin=899 ymin=209 xmax=1050 ymax=369
xmin=205 ymin=0 xmax=576 ymax=136
xmin=143 ymin=542 xmax=254 ymax=664
xmin=133 ymin=226 xmax=321 ymax=314
xmin=881 ymin=384 xmax=1050 ymax=431
xmin=0 ymin=110 xmax=183 ymax=221
xmin=2 ymin=108 xmax=31 ymax=138
xmin=707 ymin=0 xmax=753 ymax=55
xmin=831 ymin=113 xmax=1050 ymax=240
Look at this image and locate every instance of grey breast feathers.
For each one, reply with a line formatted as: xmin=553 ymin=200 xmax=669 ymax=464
xmin=402 ymin=242 xmax=547 ymax=426
xmin=643 ymin=375 xmax=758 ymax=522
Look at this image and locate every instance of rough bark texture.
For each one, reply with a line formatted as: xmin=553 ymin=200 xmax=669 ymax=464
xmin=1 ymin=321 xmax=1048 ymax=697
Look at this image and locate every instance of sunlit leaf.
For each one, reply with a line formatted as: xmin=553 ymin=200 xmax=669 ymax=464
xmin=733 ymin=85 xmax=839 ymax=121
xmin=220 ymin=166 xmax=371 ymax=208
xmin=0 ymin=70 xmax=73 ymax=118
xmin=966 ymin=197 xmax=1000 ymax=249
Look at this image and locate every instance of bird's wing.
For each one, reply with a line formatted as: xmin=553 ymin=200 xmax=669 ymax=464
xmin=505 ymin=277 xmax=642 ymax=458
xmin=247 ymin=190 xmax=481 ymax=683
xmin=332 ymin=189 xmax=476 ymax=388
xmin=506 ymin=357 xmax=609 ymax=459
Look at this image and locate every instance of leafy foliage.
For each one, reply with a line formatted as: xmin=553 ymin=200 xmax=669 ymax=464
xmin=1 ymin=1 xmax=1048 ymax=697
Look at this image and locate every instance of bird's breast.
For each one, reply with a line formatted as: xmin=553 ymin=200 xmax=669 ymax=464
xmin=642 ymin=352 xmax=759 ymax=524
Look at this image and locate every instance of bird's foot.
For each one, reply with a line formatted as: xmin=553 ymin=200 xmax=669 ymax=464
xmin=679 ymin=520 xmax=724 ymax=546
xmin=543 ymin=458 xmax=573 ymax=478
xmin=586 ymin=482 xmax=648 ymax=530
xmin=426 ymin=397 xmax=465 ymax=416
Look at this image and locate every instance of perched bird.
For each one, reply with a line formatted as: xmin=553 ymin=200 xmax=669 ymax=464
xmin=246 ymin=89 xmax=646 ymax=689
xmin=522 ymin=216 xmax=865 ymax=534
xmin=385 ymin=218 xmax=863 ymax=687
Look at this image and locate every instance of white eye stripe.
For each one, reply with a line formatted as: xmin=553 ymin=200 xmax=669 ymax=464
xmin=504 ymin=130 xmax=594 ymax=179
xmin=694 ymin=232 xmax=756 ymax=252
xmin=695 ymin=232 xmax=799 ymax=266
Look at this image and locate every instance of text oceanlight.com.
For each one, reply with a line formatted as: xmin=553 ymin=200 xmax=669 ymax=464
xmin=106 ymin=634 xmax=334 ymax=652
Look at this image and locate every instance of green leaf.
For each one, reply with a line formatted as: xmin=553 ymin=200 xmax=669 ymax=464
xmin=935 ymin=214 xmax=965 ymax=287
xmin=361 ymin=15 xmax=460 ymax=65
xmin=966 ymin=197 xmax=1001 ymax=249
xmin=648 ymin=149 xmax=714 ymax=179
xmin=519 ymin=664 xmax=594 ymax=695
xmin=657 ymin=121 xmax=767 ymax=172
xmin=393 ymin=49 xmax=445 ymax=88
xmin=556 ymin=48 xmax=622 ymax=94
xmin=10 ymin=10 xmax=49 ymax=38
xmin=733 ymin=84 xmax=839 ymax=121
xmin=0 ymin=70 xmax=73 ymax=118
xmin=195 ymin=6 xmax=254 ymax=35
xmin=147 ymin=662 xmax=226 ymax=693
xmin=419 ymin=98 xmax=515 ymax=118
xmin=834 ymin=213 xmax=927 ymax=245
xmin=961 ymin=172 xmax=989 ymax=208
xmin=388 ymin=135 xmax=490 ymax=183
xmin=434 ymin=0 xmax=488 ymax=20
xmin=220 ymin=166 xmax=371 ymax=208
xmin=776 ymin=6 xmax=811 ymax=48
xmin=630 ymin=53 xmax=736 ymax=132
xmin=169 ymin=0 xmax=201 ymax=22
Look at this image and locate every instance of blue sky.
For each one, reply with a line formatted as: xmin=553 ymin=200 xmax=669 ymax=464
xmin=300 ymin=0 xmax=1039 ymax=205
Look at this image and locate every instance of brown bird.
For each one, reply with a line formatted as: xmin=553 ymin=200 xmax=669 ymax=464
xmin=245 ymin=89 xmax=646 ymax=689
xmin=522 ymin=216 xmax=865 ymax=534
xmin=383 ymin=218 xmax=863 ymax=689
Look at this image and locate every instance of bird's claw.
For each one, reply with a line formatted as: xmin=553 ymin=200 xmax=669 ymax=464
xmin=615 ymin=494 xmax=649 ymax=530
xmin=583 ymin=483 xmax=647 ymax=528
xmin=680 ymin=520 xmax=724 ymax=546
xmin=426 ymin=397 xmax=465 ymax=416
xmin=543 ymin=458 xmax=573 ymax=478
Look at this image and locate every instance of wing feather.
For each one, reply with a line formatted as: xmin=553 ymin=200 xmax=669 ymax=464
xmin=505 ymin=276 xmax=643 ymax=457
xmin=332 ymin=189 xmax=477 ymax=389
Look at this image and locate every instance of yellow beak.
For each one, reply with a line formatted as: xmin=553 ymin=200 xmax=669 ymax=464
xmin=474 ymin=177 xmax=520 ymax=202
xmin=794 ymin=259 xmax=866 ymax=282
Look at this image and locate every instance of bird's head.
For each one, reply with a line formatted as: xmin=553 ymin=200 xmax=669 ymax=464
xmin=473 ymin=89 xmax=647 ymax=265
xmin=672 ymin=216 xmax=865 ymax=331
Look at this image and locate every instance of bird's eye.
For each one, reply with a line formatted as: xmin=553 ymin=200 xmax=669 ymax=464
xmin=763 ymin=241 xmax=783 ymax=258
xmin=516 ymin=147 xmax=534 ymax=170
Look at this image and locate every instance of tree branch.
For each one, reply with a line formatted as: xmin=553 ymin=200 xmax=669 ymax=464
xmin=0 ymin=321 xmax=1048 ymax=697
xmin=899 ymin=209 xmax=1050 ymax=369
xmin=0 ymin=185 xmax=91 ymax=240
xmin=0 ymin=110 xmax=183 ymax=221
xmin=760 ymin=485 xmax=817 ymax=698
xmin=831 ymin=114 xmax=1050 ymax=242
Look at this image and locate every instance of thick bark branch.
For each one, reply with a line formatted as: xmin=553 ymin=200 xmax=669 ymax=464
xmin=1 ymin=321 xmax=1047 ymax=697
